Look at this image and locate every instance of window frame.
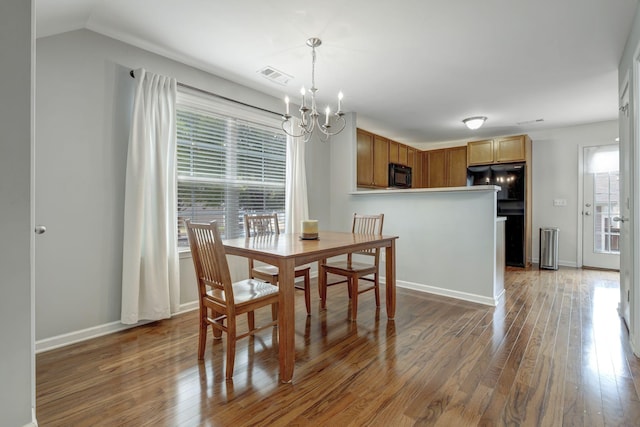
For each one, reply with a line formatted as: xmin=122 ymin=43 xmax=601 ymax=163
xmin=175 ymin=88 xmax=287 ymax=246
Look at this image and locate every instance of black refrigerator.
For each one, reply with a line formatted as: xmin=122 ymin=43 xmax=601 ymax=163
xmin=467 ymin=163 xmax=526 ymax=267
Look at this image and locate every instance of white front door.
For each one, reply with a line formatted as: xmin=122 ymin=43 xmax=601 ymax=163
xmin=582 ymin=145 xmax=620 ymax=270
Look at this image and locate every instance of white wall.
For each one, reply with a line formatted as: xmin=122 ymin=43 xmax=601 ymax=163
xmin=35 ymin=29 xmax=331 ymax=345
xmin=618 ymin=4 xmax=640 ymax=356
xmin=528 ymin=121 xmax=619 ymax=267
xmin=0 ymin=1 xmax=35 ymax=425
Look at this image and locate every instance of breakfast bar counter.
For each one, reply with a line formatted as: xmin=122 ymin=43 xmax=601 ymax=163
xmin=344 ymin=185 xmax=504 ymax=306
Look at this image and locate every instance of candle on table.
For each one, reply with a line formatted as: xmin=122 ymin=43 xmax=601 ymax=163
xmin=301 ymin=220 xmax=318 ymax=239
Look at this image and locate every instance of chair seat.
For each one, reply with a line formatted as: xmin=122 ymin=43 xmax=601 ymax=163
xmin=252 ymin=264 xmax=311 ymax=277
xmin=322 ymin=260 xmax=377 ymax=275
xmin=206 ymin=279 xmax=279 ymax=305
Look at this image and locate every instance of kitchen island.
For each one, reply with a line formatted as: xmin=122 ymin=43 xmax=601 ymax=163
xmin=345 ymin=185 xmax=505 ymax=305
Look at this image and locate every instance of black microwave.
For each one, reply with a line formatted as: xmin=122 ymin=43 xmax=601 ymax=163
xmin=388 ymin=163 xmax=412 ymax=188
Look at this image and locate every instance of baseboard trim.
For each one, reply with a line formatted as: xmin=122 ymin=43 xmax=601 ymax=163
xmin=25 ymin=408 xmax=38 ymax=427
xmin=35 ymin=302 xmax=199 ymax=354
xmin=36 ymin=277 xmax=503 ymax=353
xmin=530 ymin=257 xmax=578 ymax=268
xmin=396 ymin=279 xmax=501 ymax=306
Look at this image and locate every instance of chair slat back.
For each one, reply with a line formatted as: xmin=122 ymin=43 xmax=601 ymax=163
xmin=185 ymin=219 xmax=235 ymax=306
xmin=351 ymin=213 xmax=384 ymax=257
xmin=244 ymin=213 xmax=280 ymax=237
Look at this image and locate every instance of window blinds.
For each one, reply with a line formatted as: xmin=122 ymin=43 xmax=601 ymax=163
xmin=176 ymin=94 xmax=286 ymax=244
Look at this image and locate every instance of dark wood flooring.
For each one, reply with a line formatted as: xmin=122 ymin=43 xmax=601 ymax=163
xmin=36 ymin=268 xmax=640 ymax=426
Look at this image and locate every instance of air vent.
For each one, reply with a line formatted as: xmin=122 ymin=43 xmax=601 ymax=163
xmin=257 ymin=66 xmax=293 ymax=86
xmin=516 ymin=118 xmax=544 ymax=125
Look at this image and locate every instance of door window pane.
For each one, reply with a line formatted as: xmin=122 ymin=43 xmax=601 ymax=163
xmin=593 ymin=172 xmax=620 ymax=254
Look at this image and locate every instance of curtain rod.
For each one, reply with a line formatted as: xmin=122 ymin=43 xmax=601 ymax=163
xmin=129 ymin=69 xmax=282 ymax=118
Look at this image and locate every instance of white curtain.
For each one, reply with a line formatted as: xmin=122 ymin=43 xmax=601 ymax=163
xmin=285 ymin=117 xmax=309 ymax=233
xmin=121 ymin=69 xmax=180 ymax=324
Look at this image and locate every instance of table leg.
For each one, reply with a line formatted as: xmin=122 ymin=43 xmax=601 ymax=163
xmin=319 ymin=259 xmax=327 ymax=309
xmin=277 ymin=258 xmax=296 ymax=383
xmin=385 ymin=240 xmax=396 ymax=319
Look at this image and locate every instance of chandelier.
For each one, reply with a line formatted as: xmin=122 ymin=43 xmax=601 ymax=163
xmin=282 ymin=38 xmax=345 ymax=142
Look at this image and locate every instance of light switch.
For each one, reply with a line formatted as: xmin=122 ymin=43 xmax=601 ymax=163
xmin=553 ymin=199 xmax=567 ymax=207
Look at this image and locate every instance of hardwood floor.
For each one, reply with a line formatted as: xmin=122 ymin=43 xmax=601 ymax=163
xmin=36 ymin=268 xmax=640 ymax=426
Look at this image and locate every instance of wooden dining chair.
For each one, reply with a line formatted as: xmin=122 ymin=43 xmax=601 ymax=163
xmin=244 ymin=214 xmax=312 ymax=315
xmin=185 ymin=219 xmax=279 ymax=380
xmin=320 ymin=213 xmax=384 ymax=321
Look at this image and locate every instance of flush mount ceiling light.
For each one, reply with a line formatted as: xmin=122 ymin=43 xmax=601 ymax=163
xmin=462 ymin=116 xmax=487 ymax=130
xmin=282 ymin=37 xmax=345 ymax=142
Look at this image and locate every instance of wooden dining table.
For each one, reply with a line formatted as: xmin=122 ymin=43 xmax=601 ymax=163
xmin=223 ymin=230 xmax=398 ymax=383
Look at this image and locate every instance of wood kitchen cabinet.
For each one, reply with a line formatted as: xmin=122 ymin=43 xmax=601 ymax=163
xmin=467 ymin=135 xmax=531 ymax=165
xmin=407 ymin=147 xmax=422 ymax=187
xmin=389 ymin=140 xmax=409 ymax=166
xmin=388 ymin=140 xmax=399 ymax=164
xmin=357 ymin=128 xmax=421 ymax=188
xmin=398 ymin=144 xmax=408 ymax=165
xmin=357 ymin=129 xmax=388 ymax=188
xmin=422 ymin=146 xmax=468 ymax=188
xmin=447 ymin=146 xmax=468 ymax=186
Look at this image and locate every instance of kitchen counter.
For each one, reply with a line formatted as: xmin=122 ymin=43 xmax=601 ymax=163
xmin=347 ymin=184 xmax=504 ymax=306
xmin=351 ymin=185 xmax=500 ymax=195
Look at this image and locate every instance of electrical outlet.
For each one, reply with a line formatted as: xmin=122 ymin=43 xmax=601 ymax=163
xmin=553 ymin=199 xmax=567 ymax=207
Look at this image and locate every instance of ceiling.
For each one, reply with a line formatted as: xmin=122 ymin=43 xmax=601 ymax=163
xmin=36 ymin=0 xmax=638 ymax=147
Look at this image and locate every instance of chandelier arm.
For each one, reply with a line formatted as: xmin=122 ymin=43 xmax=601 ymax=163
xmin=320 ymin=115 xmax=347 ymax=137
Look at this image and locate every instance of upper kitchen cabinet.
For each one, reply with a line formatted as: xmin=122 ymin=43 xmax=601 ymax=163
xmin=407 ymin=147 xmax=422 ymax=187
xmin=447 ymin=146 xmax=468 ymax=186
xmin=422 ymin=145 xmax=467 ymax=188
xmin=467 ymin=139 xmax=494 ymax=165
xmin=389 ymin=140 xmax=399 ymax=164
xmin=398 ymin=144 xmax=408 ymax=165
xmin=389 ymin=140 xmax=409 ymax=166
xmin=357 ymin=128 xmax=389 ymax=188
xmin=467 ymin=135 xmax=532 ymax=166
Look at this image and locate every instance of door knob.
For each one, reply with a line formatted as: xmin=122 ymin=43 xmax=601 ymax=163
xmin=613 ymin=216 xmax=628 ymax=223
xmin=35 ymin=225 xmax=46 ymax=234
xmin=584 ymin=211 xmax=591 ymax=216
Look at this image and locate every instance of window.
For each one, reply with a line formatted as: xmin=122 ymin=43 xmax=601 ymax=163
xmin=176 ymin=90 xmax=286 ymax=245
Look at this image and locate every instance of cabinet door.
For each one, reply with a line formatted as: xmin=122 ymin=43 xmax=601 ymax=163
xmin=388 ymin=140 xmax=399 ymax=164
xmin=467 ymin=139 xmax=494 ymax=165
xmin=447 ymin=146 xmax=468 ymax=187
xmin=373 ymin=135 xmax=389 ymax=187
xmin=495 ymin=135 xmax=526 ymax=163
xmin=427 ymin=149 xmax=448 ymax=188
xmin=356 ymin=130 xmax=374 ymax=187
xmin=398 ymin=144 xmax=408 ymax=165
xmin=407 ymin=147 xmax=416 ymax=170
xmin=421 ymin=152 xmax=429 ymax=188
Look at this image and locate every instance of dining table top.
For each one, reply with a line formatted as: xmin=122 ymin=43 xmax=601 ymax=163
xmin=223 ymin=231 xmax=398 ymax=265
xmin=222 ymin=230 xmax=398 ymax=383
